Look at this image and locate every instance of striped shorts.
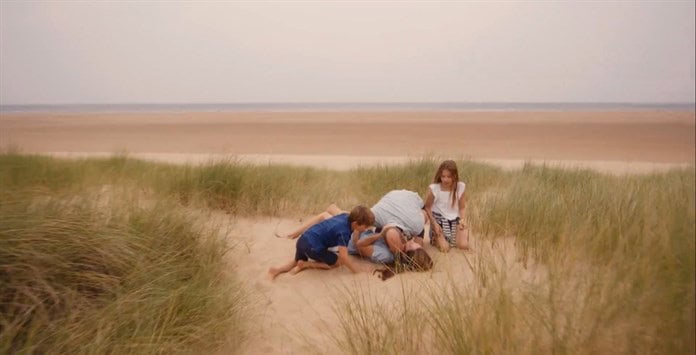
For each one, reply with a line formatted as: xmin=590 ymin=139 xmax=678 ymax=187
xmin=430 ymin=211 xmax=459 ymax=247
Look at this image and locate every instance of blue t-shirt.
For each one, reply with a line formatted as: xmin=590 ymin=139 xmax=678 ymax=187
xmin=303 ymin=213 xmax=353 ymax=250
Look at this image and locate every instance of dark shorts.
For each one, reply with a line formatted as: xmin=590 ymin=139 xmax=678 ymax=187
xmin=295 ymin=234 xmax=338 ymax=266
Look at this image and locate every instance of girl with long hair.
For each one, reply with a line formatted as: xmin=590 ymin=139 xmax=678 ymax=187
xmin=424 ymin=160 xmax=470 ymax=251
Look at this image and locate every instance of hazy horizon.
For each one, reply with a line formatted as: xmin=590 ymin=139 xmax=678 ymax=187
xmin=2 ymin=101 xmax=693 ymax=114
xmin=1 ymin=2 xmax=694 ymax=105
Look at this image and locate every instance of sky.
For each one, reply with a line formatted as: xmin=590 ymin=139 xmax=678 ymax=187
xmin=1 ymin=1 xmax=694 ymax=105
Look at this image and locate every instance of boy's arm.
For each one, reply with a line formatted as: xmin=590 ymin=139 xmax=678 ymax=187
xmin=350 ymin=229 xmax=360 ymax=249
xmin=337 ymin=246 xmax=359 ymax=273
xmin=356 ymin=231 xmax=383 ymax=247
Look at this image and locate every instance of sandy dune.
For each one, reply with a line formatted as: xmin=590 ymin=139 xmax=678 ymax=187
xmin=219 ymin=215 xmax=535 ymax=354
xmin=1 ymin=110 xmax=694 ymax=353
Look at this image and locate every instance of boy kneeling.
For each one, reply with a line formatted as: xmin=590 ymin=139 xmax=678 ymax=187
xmin=268 ymin=205 xmax=374 ymax=280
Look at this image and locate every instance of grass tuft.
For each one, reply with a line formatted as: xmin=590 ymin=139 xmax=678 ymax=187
xmin=0 ymin=188 xmax=249 ymax=354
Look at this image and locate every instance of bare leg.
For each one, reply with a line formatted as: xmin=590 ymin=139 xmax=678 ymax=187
xmin=292 ymin=260 xmax=332 ymax=274
xmin=456 ymin=227 xmax=471 ymax=251
xmin=326 ymin=203 xmax=344 ymax=216
xmin=268 ymin=259 xmax=297 ymax=280
xmin=276 ymin=211 xmax=332 ymax=239
xmin=383 ymin=227 xmax=405 ymax=256
xmin=276 ymin=204 xmax=345 ymax=239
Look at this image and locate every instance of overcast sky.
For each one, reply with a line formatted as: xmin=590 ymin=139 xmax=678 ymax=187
xmin=1 ymin=1 xmax=694 ymax=105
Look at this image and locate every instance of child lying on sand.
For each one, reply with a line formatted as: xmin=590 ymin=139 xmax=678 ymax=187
xmin=267 ymin=205 xmax=374 ymax=280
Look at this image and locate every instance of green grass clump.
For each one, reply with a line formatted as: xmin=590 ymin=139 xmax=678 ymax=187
xmin=159 ymin=160 xmax=354 ymax=215
xmin=0 ymin=189 xmax=249 ymax=354
xmin=0 ymin=152 xmax=500 ymax=217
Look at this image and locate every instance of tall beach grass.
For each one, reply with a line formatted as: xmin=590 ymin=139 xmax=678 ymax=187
xmin=330 ymin=164 xmax=695 ymax=354
xmin=0 ymin=185 xmax=249 ymax=353
xmin=1 ymin=152 xmax=693 ymax=354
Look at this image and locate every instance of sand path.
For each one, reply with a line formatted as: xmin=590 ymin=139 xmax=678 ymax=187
xmin=218 ymin=215 xmax=537 ymax=354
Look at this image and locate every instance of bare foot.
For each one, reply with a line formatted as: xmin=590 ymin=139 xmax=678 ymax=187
xmin=274 ymin=231 xmax=300 ymax=239
xmin=290 ymin=262 xmax=306 ymax=275
xmin=268 ymin=267 xmax=281 ymax=280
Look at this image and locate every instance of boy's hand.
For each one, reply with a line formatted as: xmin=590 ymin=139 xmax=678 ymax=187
xmin=337 ymin=246 xmax=359 ymax=274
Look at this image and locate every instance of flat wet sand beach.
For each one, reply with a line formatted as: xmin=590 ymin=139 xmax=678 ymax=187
xmin=1 ymin=111 xmax=694 ymax=169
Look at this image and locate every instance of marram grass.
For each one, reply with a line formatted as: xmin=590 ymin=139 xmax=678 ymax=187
xmin=331 ymin=164 xmax=695 ymax=355
xmin=0 ymin=188 xmax=249 ymax=354
xmin=0 ymin=153 xmax=506 ymax=217
xmin=1 ymin=152 xmax=694 ymax=354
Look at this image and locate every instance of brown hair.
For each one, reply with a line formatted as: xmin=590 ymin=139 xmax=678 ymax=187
xmin=373 ymin=248 xmax=433 ymax=281
xmin=433 ymin=160 xmax=460 ymax=208
xmin=348 ymin=205 xmax=375 ymax=227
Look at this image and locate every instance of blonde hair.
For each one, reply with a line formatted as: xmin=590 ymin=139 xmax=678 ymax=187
xmin=433 ymin=160 xmax=460 ymax=208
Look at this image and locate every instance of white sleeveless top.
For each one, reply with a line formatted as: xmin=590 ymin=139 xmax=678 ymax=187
xmin=429 ymin=182 xmax=466 ymax=220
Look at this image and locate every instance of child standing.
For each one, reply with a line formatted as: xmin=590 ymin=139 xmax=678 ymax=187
xmin=268 ymin=205 xmax=375 ymax=280
xmin=424 ymin=160 xmax=470 ymax=251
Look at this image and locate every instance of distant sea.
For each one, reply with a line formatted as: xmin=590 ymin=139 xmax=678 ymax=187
xmin=1 ymin=102 xmax=694 ymax=113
